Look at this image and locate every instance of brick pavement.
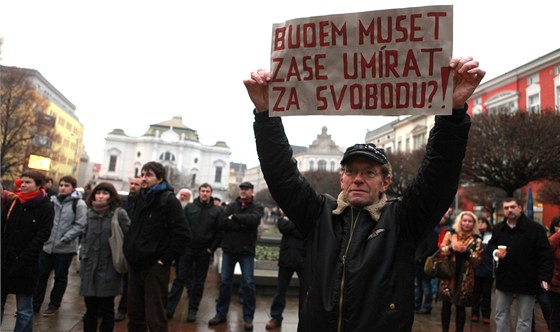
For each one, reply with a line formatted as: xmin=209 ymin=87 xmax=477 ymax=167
xmin=1 ymin=257 xmax=550 ymax=331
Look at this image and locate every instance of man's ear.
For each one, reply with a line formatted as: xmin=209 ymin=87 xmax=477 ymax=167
xmin=381 ymin=174 xmax=392 ymax=193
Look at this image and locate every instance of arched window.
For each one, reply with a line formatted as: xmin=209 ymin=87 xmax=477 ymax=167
xmin=318 ymin=160 xmax=327 ymax=171
xmin=309 ymin=160 xmax=314 ymax=171
xmin=159 ymin=151 xmax=176 ymax=162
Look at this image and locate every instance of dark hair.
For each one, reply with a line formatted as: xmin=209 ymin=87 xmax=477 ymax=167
xmin=86 ymin=182 xmax=122 ymax=209
xmin=478 ymin=217 xmax=492 ymax=231
xmin=141 ymin=161 xmax=166 ymax=181
xmin=199 ymin=182 xmax=212 ymax=192
xmin=502 ymin=197 xmax=523 ymax=208
xmin=59 ymin=175 xmax=78 ymax=188
xmin=549 ymin=216 xmax=560 ymax=234
xmin=21 ymin=170 xmax=46 ymax=187
xmin=45 ymin=176 xmax=54 ymax=183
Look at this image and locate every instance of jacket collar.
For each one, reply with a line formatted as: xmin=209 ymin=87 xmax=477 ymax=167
xmin=332 ymin=191 xmax=388 ymax=221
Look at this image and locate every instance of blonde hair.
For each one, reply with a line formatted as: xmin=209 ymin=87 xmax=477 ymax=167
xmin=452 ymin=211 xmax=480 ymax=236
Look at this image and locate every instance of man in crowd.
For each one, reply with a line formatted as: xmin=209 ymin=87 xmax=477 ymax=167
xmin=489 ymin=197 xmax=553 ymax=332
xmin=33 ymin=176 xmax=87 ymax=316
xmin=114 ymin=176 xmax=142 ymax=322
xmin=266 ymin=213 xmax=305 ymax=330
xmin=176 ymin=188 xmax=192 ymax=208
xmin=167 ymin=183 xmax=223 ymax=322
xmin=123 ymin=161 xmax=191 ymax=331
xmin=208 ymin=181 xmax=264 ymax=331
xmin=242 ymin=56 xmax=485 ymax=330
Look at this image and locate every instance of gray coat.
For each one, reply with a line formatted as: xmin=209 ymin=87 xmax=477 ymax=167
xmin=79 ymin=207 xmax=130 ymax=297
xmin=43 ymin=191 xmax=87 ymax=254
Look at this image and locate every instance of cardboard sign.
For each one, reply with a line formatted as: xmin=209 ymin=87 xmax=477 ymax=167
xmin=269 ymin=5 xmax=453 ymax=116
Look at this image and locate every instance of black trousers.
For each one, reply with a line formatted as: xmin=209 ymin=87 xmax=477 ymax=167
xmin=83 ymin=296 xmax=115 ymax=332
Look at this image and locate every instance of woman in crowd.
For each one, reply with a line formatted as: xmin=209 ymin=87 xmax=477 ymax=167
xmin=1 ymin=171 xmax=54 ymax=332
xmin=546 ymin=216 xmax=560 ymax=331
xmin=80 ymin=182 xmax=130 ymax=332
xmin=471 ymin=217 xmax=494 ymax=325
xmin=438 ymin=211 xmax=483 ymax=332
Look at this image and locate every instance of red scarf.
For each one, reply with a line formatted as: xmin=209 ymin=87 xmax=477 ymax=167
xmin=16 ymin=189 xmax=45 ymax=203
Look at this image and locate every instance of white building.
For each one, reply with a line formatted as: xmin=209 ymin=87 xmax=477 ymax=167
xmin=365 ymin=115 xmax=434 ymax=153
xmin=244 ymin=126 xmax=344 ymax=193
xmin=98 ymin=115 xmax=231 ymax=197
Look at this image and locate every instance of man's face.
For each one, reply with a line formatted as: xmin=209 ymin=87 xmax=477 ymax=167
xmin=129 ymin=178 xmax=142 ymax=194
xmin=58 ymin=180 xmax=74 ymax=195
xmin=179 ymin=191 xmax=191 ymax=201
xmin=45 ymin=180 xmax=53 ymax=189
xmin=239 ymin=187 xmax=253 ymax=201
xmin=339 ymin=157 xmax=391 ymax=207
xmin=198 ymin=186 xmax=212 ymax=203
xmin=503 ymin=200 xmax=522 ymax=221
xmin=141 ymin=169 xmax=162 ymax=189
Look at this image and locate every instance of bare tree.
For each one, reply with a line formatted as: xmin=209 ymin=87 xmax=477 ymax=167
xmin=302 ymin=169 xmax=340 ymax=198
xmin=385 ymin=149 xmax=425 ymax=198
xmin=539 ymin=181 xmax=560 ymax=206
xmin=255 ymin=188 xmax=276 ymax=208
xmin=1 ymin=66 xmax=49 ymax=179
xmin=463 ymin=110 xmax=560 ymax=196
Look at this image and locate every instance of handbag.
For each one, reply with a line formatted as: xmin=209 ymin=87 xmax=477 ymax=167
xmin=424 ymin=247 xmax=454 ymax=279
xmin=108 ymin=207 xmax=128 ymax=274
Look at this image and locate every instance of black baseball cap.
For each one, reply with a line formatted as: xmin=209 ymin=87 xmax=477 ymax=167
xmin=340 ymin=143 xmax=389 ymax=165
xmin=239 ymin=181 xmax=254 ymax=189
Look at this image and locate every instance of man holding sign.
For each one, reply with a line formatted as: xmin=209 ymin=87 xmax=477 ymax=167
xmin=244 ymin=52 xmax=484 ymax=331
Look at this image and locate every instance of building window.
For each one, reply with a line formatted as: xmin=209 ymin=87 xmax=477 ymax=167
xmin=528 ymin=94 xmax=540 ymax=114
xmin=214 ymin=166 xmax=222 ymax=183
xmin=159 ymin=151 xmax=176 ymax=162
xmin=405 ymin=138 xmax=410 ymax=152
xmin=318 ymin=160 xmax=327 ymax=171
xmin=413 ymin=133 xmax=426 ymax=150
xmin=309 ymin=160 xmax=314 ymax=171
xmin=109 ymin=155 xmax=117 ymax=172
xmin=134 ymin=167 xmax=139 ymax=177
xmin=330 ymin=161 xmax=336 ymax=171
xmin=137 ymin=151 xmax=141 ymax=157
xmin=528 ymin=73 xmax=539 ymax=85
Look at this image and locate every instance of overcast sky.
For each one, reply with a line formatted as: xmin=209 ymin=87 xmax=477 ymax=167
xmin=1 ymin=0 xmax=557 ymax=168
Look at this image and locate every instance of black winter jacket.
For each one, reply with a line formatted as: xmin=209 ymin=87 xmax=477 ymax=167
xmin=1 ymin=194 xmax=54 ymax=295
xmin=254 ymin=108 xmax=470 ymax=332
xmin=277 ymin=216 xmax=305 ymax=269
xmin=488 ymin=215 xmax=553 ymax=295
xmin=185 ymin=197 xmax=223 ymax=253
xmin=124 ymin=187 xmax=191 ymax=267
xmin=219 ymin=197 xmax=264 ymax=256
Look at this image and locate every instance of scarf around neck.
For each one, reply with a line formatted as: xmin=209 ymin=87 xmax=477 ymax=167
xmin=332 ymin=191 xmax=388 ymax=221
xmin=17 ymin=189 xmax=46 ymax=205
xmin=91 ymin=200 xmax=110 ymax=216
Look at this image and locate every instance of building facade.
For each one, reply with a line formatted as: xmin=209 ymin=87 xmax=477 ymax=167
xmin=364 ymin=48 xmax=560 ymax=225
xmin=244 ymin=126 xmax=343 ymax=193
xmin=0 ymin=65 xmax=83 ymax=183
xmin=98 ymin=115 xmax=231 ymax=198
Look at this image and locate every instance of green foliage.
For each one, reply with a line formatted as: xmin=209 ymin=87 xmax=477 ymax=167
xmin=255 ymin=245 xmax=280 ymax=261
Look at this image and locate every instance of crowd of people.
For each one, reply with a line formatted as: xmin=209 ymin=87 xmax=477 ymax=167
xmin=0 ymin=54 xmax=558 ymax=332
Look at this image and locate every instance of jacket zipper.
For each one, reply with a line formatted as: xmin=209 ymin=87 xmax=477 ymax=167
xmin=338 ymin=208 xmax=361 ymax=332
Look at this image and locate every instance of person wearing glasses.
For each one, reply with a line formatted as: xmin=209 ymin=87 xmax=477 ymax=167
xmin=243 ymin=56 xmax=485 ymax=331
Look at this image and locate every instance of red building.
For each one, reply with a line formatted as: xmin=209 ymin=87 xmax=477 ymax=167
xmin=466 ymin=48 xmax=560 ymax=226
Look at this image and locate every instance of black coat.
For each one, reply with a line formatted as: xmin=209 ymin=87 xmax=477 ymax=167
xmin=184 ymin=197 xmax=223 ymax=253
xmin=488 ymin=215 xmax=553 ymax=295
xmin=1 ymin=194 xmax=54 ymax=295
xmin=277 ymin=216 xmax=305 ymax=269
xmin=219 ymin=197 xmax=264 ymax=256
xmin=123 ymin=187 xmax=191 ymax=267
xmin=415 ymin=229 xmax=438 ymax=279
xmin=254 ymin=107 xmax=470 ymax=331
